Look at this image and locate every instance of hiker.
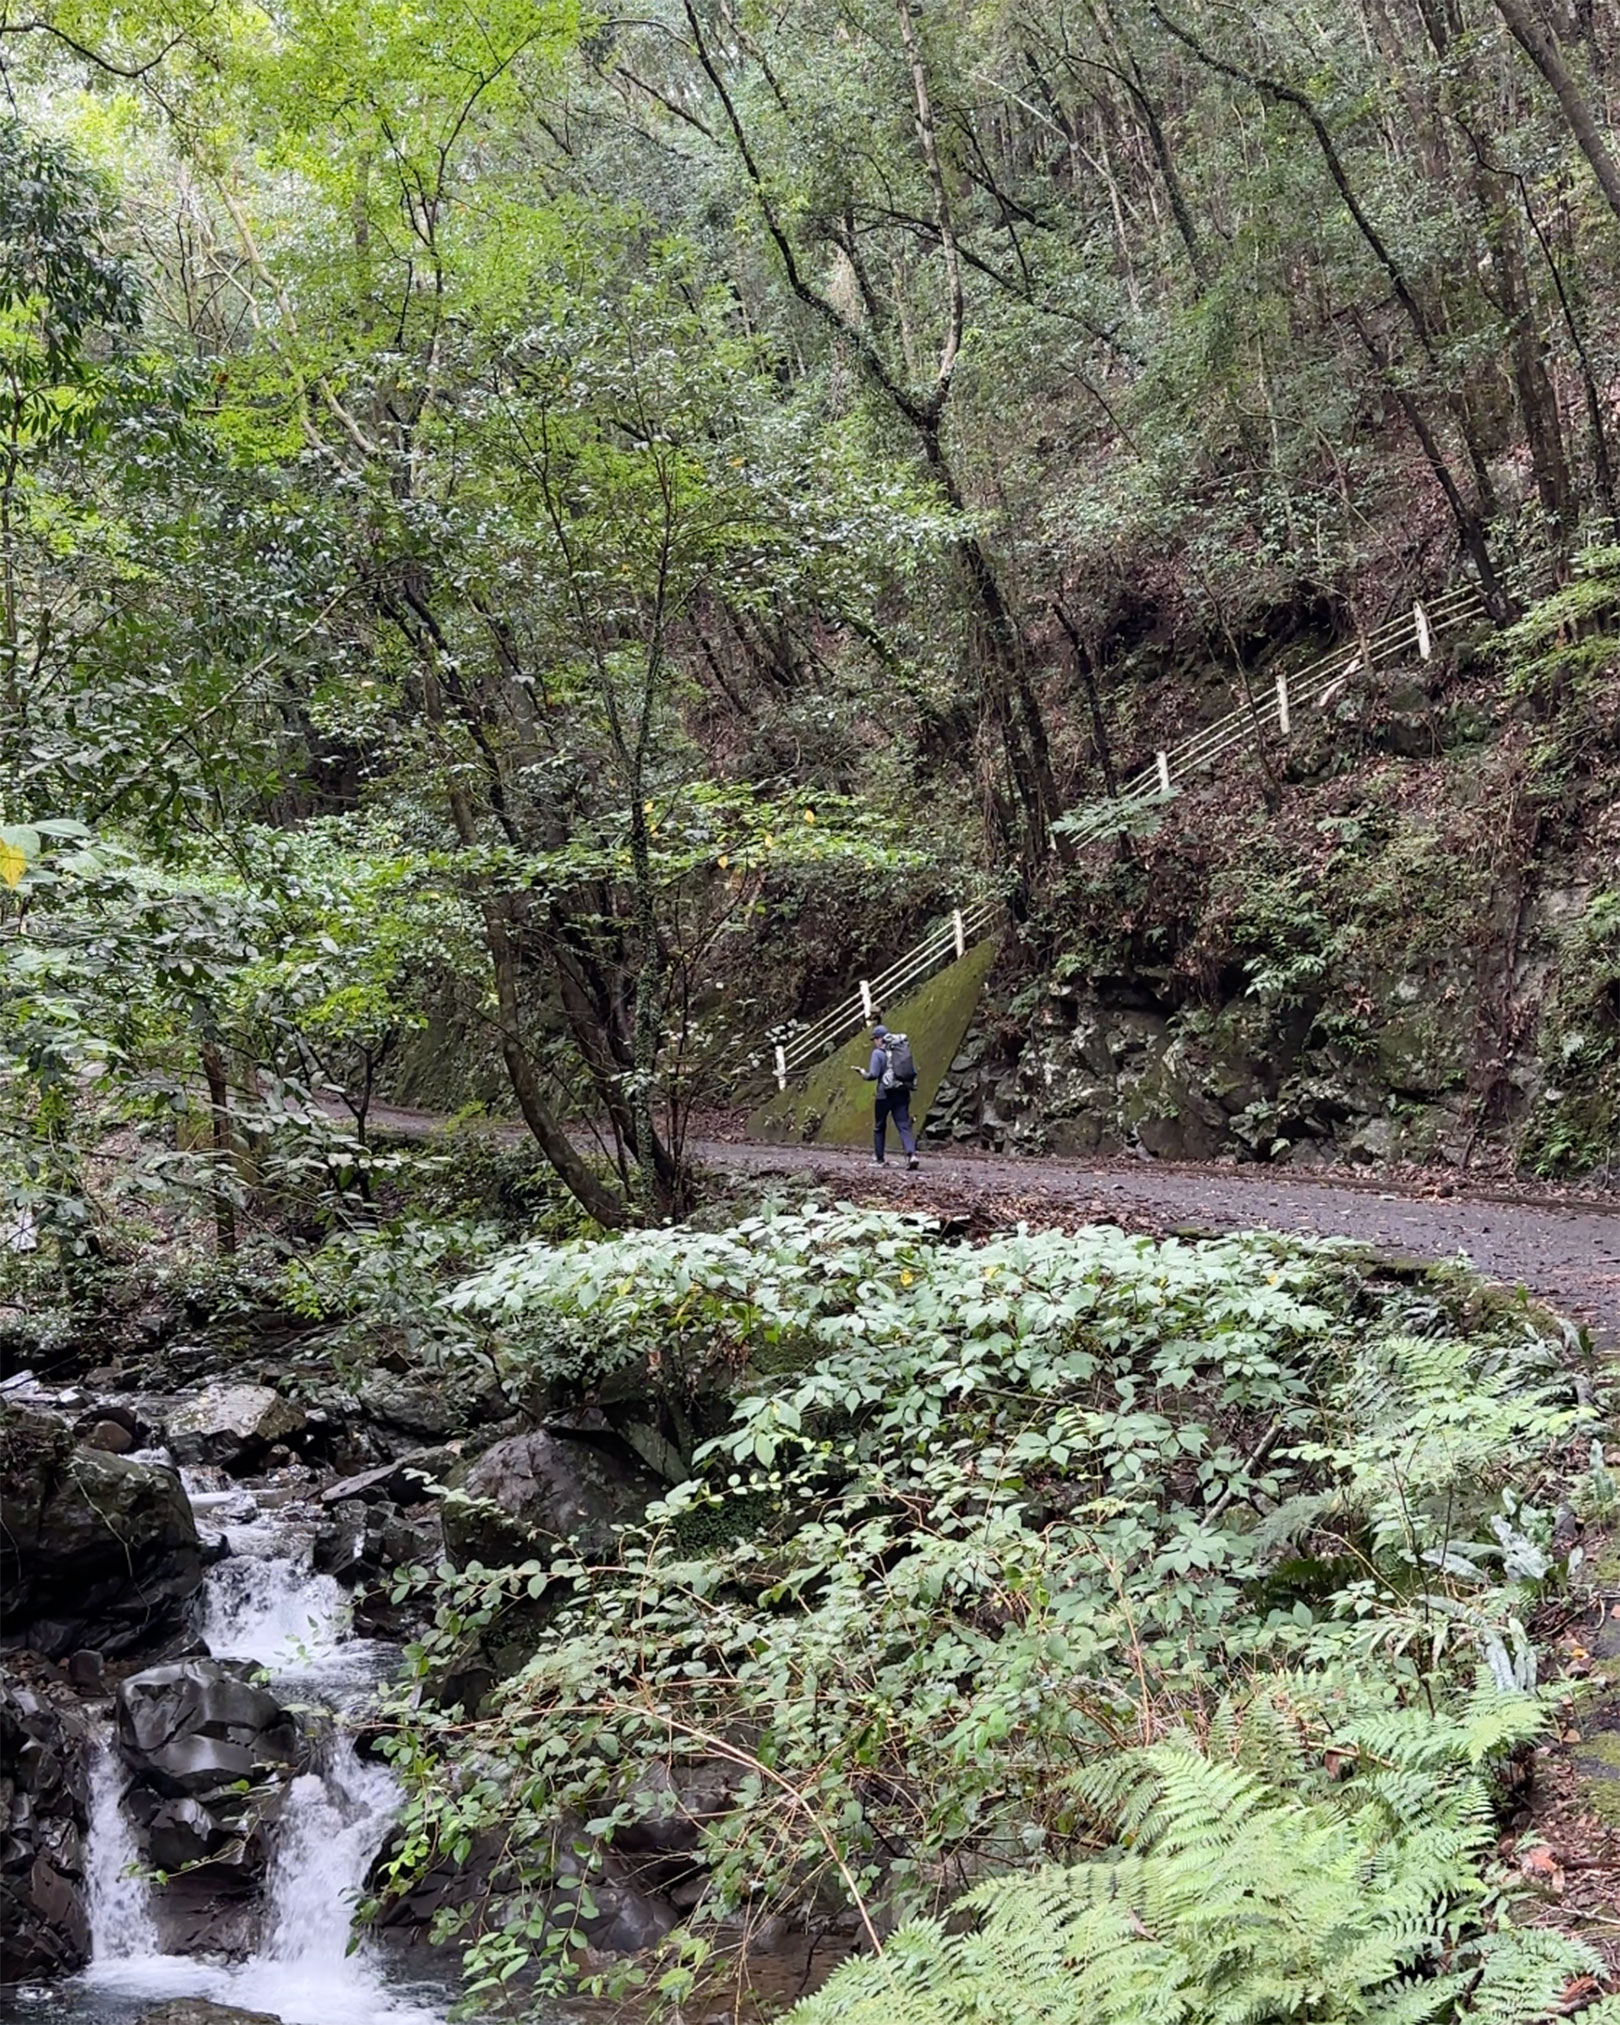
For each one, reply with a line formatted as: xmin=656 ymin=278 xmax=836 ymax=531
xmin=857 ymin=1021 xmax=920 ymax=1169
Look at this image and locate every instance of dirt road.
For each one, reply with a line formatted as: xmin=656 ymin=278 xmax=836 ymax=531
xmin=361 ymin=1104 xmax=1620 ymax=1347
xmin=698 ymin=1139 xmax=1620 ymax=1348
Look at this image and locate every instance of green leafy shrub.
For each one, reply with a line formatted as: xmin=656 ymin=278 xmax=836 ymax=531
xmin=375 ymin=1214 xmax=1592 ymax=2012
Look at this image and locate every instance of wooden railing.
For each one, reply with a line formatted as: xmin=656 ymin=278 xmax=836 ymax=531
xmin=771 ymin=585 xmax=1489 ymax=1087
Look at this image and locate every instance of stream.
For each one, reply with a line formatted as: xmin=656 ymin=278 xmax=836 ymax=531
xmin=10 ymin=1478 xmax=458 ymax=2025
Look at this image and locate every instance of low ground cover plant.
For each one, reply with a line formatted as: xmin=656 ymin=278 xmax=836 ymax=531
xmin=375 ymin=1210 xmax=1608 ymax=2019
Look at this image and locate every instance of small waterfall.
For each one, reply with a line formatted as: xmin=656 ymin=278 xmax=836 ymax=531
xmin=185 ymin=1732 xmax=445 ymax=2025
xmin=264 ymin=1739 xmax=402 ymax=1968
xmin=70 ymin=1477 xmax=450 ymax=2025
xmin=199 ymin=1547 xmax=352 ymax=1672
xmin=86 ymin=1747 xmax=159 ymax=1963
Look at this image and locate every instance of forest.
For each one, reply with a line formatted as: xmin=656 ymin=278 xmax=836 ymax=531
xmin=1 ymin=0 xmax=1619 ymax=2019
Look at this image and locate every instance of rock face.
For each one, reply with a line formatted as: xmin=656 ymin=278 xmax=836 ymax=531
xmin=115 ymin=1661 xmax=306 ymax=1902
xmin=1 ymin=1406 xmax=204 ymax=1659
xmin=926 ymin=984 xmax=1476 ymax=1169
xmin=442 ymin=1430 xmax=660 ymax=1569
xmin=0 ymin=1671 xmax=91 ymax=1979
xmin=165 ymin=1386 xmax=306 ymax=1473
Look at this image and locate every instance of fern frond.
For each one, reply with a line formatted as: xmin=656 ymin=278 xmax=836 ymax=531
xmin=792 ymin=1719 xmax=1603 ymax=2025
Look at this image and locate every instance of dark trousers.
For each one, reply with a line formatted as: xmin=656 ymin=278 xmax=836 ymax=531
xmin=874 ymin=1085 xmax=917 ymax=1160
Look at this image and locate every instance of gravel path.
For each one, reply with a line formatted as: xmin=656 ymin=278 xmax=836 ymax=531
xmin=693 ymin=1138 xmax=1620 ymax=1349
xmin=358 ymin=1104 xmax=1620 ymax=1347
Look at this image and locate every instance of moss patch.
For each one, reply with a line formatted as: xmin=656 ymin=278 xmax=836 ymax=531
xmin=1571 ymin=1720 xmax=1620 ymax=1826
xmin=749 ymin=938 xmax=998 ymax=1148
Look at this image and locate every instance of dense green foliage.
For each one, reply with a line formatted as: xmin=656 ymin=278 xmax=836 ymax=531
xmin=1 ymin=15 xmax=1618 ymax=2015
xmin=367 ymin=1211 xmax=1603 ymax=2013
xmin=3 ymin=0 xmax=1620 ymax=1241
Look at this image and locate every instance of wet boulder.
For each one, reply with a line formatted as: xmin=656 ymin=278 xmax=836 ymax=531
xmin=0 ymin=1670 xmax=92 ymax=1979
xmin=442 ymin=1430 xmax=660 ymax=1570
xmin=137 ymin=2004 xmax=286 ymax=2025
xmin=371 ymin=1830 xmax=675 ymax=1959
xmin=1 ymin=1406 xmax=204 ymax=1660
xmin=610 ymin=1758 xmax=737 ymax=1890
xmin=115 ymin=1660 xmax=306 ymax=1894
xmin=318 ymin=1446 xmax=458 ymax=1509
xmin=117 ymin=1659 xmax=304 ymax=1794
xmin=164 ymin=1386 xmax=306 ymax=1474
xmin=356 ymin=1372 xmax=462 ymax=1442
xmin=75 ymin=1399 xmax=158 ymax=1453
xmin=312 ymin=1501 xmax=441 ymax=1637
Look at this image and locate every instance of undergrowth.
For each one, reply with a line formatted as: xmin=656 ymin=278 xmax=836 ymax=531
xmin=368 ymin=1208 xmax=1607 ymax=2020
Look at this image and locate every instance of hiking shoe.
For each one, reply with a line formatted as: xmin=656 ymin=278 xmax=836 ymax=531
xmin=873 ymin=1157 xmax=886 ymax=1166
xmin=907 ymin=1156 xmax=920 ymax=1171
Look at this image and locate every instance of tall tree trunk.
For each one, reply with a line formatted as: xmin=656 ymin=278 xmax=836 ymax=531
xmin=1493 ymin=0 xmax=1620 ymax=231
xmin=414 ymin=644 xmax=631 ymax=1227
xmin=483 ymin=908 xmax=631 ymax=1228
xmin=200 ymin=1044 xmax=237 ymax=1257
xmin=1053 ymin=604 xmax=1120 ymax=798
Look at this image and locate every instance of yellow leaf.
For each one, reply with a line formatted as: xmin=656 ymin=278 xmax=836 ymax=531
xmin=718 ymin=855 xmax=729 ymax=869
xmin=0 ymin=842 xmax=26 ymax=889
xmin=900 ymin=1269 xmax=914 ymax=1287
xmin=803 ymin=809 xmax=815 ymax=824
xmin=763 ymin=833 xmax=775 ymax=847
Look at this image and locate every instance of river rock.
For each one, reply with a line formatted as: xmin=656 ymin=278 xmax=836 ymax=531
xmin=115 ymin=1660 xmax=306 ymax=1895
xmin=442 ymin=1430 xmax=660 ymax=1569
xmin=165 ymin=1386 xmax=306 ymax=1473
xmin=357 ymin=1372 xmax=461 ymax=1439
xmin=117 ymin=1660 xmax=304 ymax=1796
xmin=313 ymin=1501 xmax=441 ymax=1636
xmin=137 ymin=2004 xmax=287 ymax=2025
xmin=319 ymin=1446 xmax=457 ymax=1508
xmin=81 ymin=1418 xmax=135 ymax=1454
xmin=609 ymin=1758 xmax=738 ymax=1893
xmin=0 ymin=1671 xmax=92 ymax=1979
xmin=1 ymin=1406 xmax=205 ymax=1660
xmin=372 ymin=1831 xmax=675 ymax=1958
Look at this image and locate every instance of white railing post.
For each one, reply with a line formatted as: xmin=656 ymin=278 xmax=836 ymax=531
xmin=774 ymin=1045 xmax=786 ymax=1092
xmin=761 ymin=583 xmax=1507 ymax=1076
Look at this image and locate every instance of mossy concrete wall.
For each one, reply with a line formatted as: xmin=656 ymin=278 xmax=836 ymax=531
xmin=748 ymin=938 xmax=998 ymax=1147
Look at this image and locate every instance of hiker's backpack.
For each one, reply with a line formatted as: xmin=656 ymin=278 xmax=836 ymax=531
xmin=882 ymin=1032 xmax=918 ymax=1089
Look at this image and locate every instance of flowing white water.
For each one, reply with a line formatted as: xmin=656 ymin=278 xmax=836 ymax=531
xmin=85 ymin=1749 xmax=160 ymax=1963
xmin=199 ymin=1545 xmax=354 ymax=1673
xmin=73 ymin=1482 xmax=449 ymax=2025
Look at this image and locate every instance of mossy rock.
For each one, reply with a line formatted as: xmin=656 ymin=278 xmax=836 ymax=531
xmin=1570 ymin=1710 xmax=1620 ymax=1826
xmin=750 ymin=938 xmax=998 ymax=1148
